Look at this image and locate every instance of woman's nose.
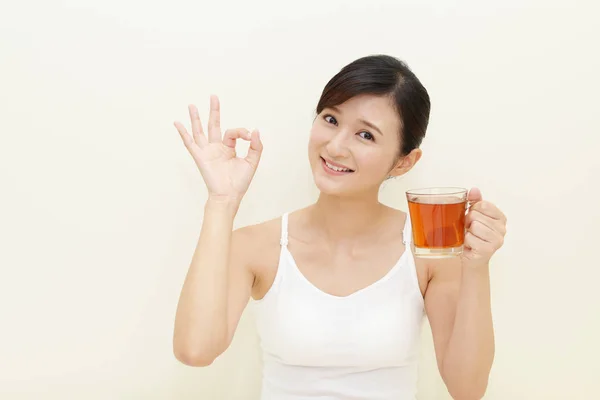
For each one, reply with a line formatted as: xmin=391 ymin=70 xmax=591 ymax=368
xmin=325 ymin=131 xmax=351 ymax=158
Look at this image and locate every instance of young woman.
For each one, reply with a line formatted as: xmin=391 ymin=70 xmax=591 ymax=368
xmin=172 ymin=55 xmax=507 ymax=400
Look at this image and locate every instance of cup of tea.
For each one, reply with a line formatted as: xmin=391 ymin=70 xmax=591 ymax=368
xmin=406 ymin=187 xmax=468 ymax=258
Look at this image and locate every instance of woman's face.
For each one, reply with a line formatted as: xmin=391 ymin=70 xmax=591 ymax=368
xmin=308 ymin=94 xmax=405 ymax=197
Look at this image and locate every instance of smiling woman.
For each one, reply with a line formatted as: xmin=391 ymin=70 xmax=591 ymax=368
xmin=172 ymin=54 xmax=503 ymax=400
xmin=305 ymin=56 xmax=430 ymax=198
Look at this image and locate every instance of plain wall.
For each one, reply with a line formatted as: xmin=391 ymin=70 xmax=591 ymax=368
xmin=1 ymin=0 xmax=599 ymax=398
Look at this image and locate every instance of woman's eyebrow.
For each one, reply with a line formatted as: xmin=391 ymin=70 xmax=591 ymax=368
xmin=329 ymin=106 xmax=384 ymax=136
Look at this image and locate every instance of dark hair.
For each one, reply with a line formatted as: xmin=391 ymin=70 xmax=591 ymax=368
xmin=316 ymin=55 xmax=430 ymax=157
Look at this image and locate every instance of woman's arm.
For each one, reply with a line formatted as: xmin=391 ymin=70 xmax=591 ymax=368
xmin=425 ymin=259 xmax=494 ymax=400
xmin=172 ymin=96 xmax=264 ymax=367
xmin=425 ymin=189 xmax=507 ymax=399
xmin=173 ymin=199 xmax=255 ymax=367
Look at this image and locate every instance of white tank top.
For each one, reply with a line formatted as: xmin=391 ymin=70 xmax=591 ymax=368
xmin=253 ymin=212 xmax=425 ymax=400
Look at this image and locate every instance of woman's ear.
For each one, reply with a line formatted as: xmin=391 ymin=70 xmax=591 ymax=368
xmin=389 ymin=148 xmax=422 ymax=178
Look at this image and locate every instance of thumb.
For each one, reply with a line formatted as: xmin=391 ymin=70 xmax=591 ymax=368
xmin=245 ymin=129 xmax=263 ymax=168
xmin=468 ymin=187 xmax=482 ymax=204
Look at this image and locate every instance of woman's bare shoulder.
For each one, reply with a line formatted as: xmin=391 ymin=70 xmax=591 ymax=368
xmin=379 ymin=204 xmax=408 ymax=225
xmin=233 ymin=216 xmax=282 ymax=252
xmin=234 ymin=206 xmax=311 ymax=243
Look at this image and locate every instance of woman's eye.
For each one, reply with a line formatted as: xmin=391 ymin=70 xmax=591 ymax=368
xmin=358 ymin=131 xmax=375 ymax=141
xmin=324 ymin=115 xmax=338 ymax=125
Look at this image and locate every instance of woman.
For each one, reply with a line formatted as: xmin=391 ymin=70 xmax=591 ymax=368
xmin=172 ymin=55 xmax=507 ymax=400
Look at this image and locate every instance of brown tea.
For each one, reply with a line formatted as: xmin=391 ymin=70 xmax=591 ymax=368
xmin=407 ymin=199 xmax=466 ymax=249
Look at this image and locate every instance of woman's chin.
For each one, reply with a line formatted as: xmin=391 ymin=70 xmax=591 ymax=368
xmin=312 ymin=170 xmax=384 ymax=199
xmin=312 ymin=173 xmax=355 ymax=197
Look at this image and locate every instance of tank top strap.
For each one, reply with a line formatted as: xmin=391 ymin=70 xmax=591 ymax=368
xmin=280 ymin=213 xmax=289 ymax=246
xmin=402 ymin=211 xmax=412 ymax=246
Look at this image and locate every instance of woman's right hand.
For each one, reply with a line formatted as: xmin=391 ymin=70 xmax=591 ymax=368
xmin=174 ymin=95 xmax=263 ymax=205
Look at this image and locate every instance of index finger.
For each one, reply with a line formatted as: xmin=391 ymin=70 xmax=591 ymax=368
xmin=470 ymin=201 xmax=505 ymax=221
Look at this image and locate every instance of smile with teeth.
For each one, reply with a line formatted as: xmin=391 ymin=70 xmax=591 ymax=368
xmin=322 ymin=158 xmax=354 ymax=173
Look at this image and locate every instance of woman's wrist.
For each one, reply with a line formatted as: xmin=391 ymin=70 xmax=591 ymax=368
xmin=205 ymin=195 xmax=241 ymax=216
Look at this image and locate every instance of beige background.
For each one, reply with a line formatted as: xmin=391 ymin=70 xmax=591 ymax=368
xmin=1 ymin=0 xmax=599 ymax=398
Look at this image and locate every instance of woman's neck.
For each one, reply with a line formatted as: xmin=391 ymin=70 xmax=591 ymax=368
xmin=307 ymin=191 xmax=388 ymax=243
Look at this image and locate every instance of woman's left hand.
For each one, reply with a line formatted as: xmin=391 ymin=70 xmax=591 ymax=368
xmin=461 ymin=187 xmax=507 ymax=267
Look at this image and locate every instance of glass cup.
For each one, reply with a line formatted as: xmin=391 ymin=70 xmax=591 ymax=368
xmin=406 ymin=187 xmax=468 ymax=258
